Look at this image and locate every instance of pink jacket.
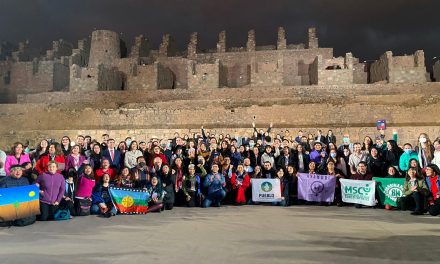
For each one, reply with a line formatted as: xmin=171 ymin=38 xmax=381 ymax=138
xmin=4 ymin=154 xmax=31 ymax=175
xmin=75 ymin=175 xmax=96 ymax=198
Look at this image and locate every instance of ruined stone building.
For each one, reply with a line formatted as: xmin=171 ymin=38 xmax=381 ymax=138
xmin=0 ymin=27 xmax=439 ymax=147
xmin=0 ymin=27 xmax=434 ymax=104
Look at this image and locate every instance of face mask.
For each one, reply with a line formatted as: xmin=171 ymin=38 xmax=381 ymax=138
xmin=343 ymin=137 xmax=349 ymax=144
xmin=404 ymin=149 xmax=412 ymax=155
xmin=419 ymin=137 xmax=427 ymax=144
xmin=138 ymin=162 xmax=146 ymax=167
xmin=126 ymin=140 xmax=132 ymax=147
xmin=249 ymin=143 xmax=255 ymax=148
xmin=330 ymin=153 xmax=337 ymax=158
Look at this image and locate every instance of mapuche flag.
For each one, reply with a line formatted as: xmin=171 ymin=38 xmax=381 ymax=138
xmin=0 ymin=185 xmax=40 ymax=222
xmin=109 ymin=187 xmax=150 ymax=214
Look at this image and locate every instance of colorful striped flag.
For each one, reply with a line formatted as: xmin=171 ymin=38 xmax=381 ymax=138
xmin=109 ymin=187 xmax=150 ymax=214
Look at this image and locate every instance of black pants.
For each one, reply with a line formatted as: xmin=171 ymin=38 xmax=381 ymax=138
xmin=60 ymin=198 xmax=75 ymax=216
xmin=400 ymin=192 xmax=424 ymax=212
xmin=39 ymin=202 xmax=59 ymax=221
xmin=185 ymin=191 xmax=202 ymax=207
xmin=428 ymin=200 xmax=440 ymax=216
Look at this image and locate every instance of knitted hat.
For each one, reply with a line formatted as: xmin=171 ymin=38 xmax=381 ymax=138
xmin=9 ymin=164 xmax=23 ymax=171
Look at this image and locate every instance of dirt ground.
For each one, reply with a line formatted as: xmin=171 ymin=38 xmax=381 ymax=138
xmin=1 ymin=205 xmax=440 ymax=264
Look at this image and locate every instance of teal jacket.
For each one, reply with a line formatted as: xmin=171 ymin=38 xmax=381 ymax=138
xmin=399 ymin=151 xmax=419 ymax=172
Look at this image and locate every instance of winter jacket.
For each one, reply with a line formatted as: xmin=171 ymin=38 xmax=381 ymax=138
xmin=4 ymin=154 xmax=31 ymax=175
xmin=399 ymin=151 xmax=419 ymax=173
xmin=403 ymin=178 xmax=429 ymax=196
xmin=36 ymin=172 xmax=65 ymax=205
xmin=35 ymin=154 xmax=65 ymax=175
xmin=0 ymin=176 xmax=30 ymax=188
xmin=75 ymin=174 xmax=96 ymax=198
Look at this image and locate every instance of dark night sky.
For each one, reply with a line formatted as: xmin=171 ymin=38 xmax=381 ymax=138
xmin=1 ymin=0 xmax=439 ymax=68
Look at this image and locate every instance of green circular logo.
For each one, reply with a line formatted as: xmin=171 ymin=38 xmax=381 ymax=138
xmin=261 ymin=181 xmax=273 ymax=192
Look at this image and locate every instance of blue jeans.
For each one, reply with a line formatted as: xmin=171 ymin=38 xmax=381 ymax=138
xmin=203 ymin=190 xmax=226 ymax=208
xmin=91 ymin=204 xmax=117 ymax=215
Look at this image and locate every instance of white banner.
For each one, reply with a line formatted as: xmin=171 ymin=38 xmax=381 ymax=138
xmin=340 ymin=179 xmax=376 ymax=206
xmin=251 ymin=179 xmax=282 ymax=202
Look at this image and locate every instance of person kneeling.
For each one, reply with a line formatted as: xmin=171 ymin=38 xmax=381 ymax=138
xmin=203 ymin=164 xmax=226 ymax=208
xmin=230 ymin=164 xmax=250 ymax=205
xmin=400 ymin=167 xmax=429 ymax=215
xmin=183 ymin=164 xmax=206 ymax=207
xmin=0 ymin=165 xmax=37 ymax=226
xmin=146 ymin=176 xmax=164 ymax=212
xmin=425 ymin=164 xmax=440 ymax=216
xmin=91 ymin=173 xmax=116 ymax=218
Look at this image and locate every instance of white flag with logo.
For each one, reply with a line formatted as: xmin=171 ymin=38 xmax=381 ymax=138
xmin=340 ymin=179 xmax=376 ymax=206
xmin=251 ymin=179 xmax=282 ymax=202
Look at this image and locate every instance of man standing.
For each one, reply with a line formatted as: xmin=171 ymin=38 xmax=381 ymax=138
xmin=102 ymin=139 xmax=121 ymax=171
xmin=349 ymin=143 xmax=369 ymax=175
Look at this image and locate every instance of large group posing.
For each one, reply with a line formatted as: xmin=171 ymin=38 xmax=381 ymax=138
xmin=1 ymin=123 xmax=440 ymax=226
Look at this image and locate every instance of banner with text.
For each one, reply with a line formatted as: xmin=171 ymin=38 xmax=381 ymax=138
xmin=251 ymin=179 xmax=282 ymax=202
xmin=340 ymin=179 xmax=376 ymax=206
xmin=297 ymin=173 xmax=336 ymax=202
xmin=373 ymin=177 xmax=405 ymax=207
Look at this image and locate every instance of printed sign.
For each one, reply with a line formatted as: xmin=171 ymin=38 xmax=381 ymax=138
xmin=251 ymin=179 xmax=282 ymax=202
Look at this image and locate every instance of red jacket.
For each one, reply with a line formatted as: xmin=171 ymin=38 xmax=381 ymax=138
xmin=149 ymin=153 xmax=168 ymax=167
xmin=230 ymin=172 xmax=250 ymax=204
xmin=35 ymin=154 xmax=65 ymax=175
xmin=95 ymin=168 xmax=116 ymax=182
xmin=231 ymin=173 xmax=250 ymax=190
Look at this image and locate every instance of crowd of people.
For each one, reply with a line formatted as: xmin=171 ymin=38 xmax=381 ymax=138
xmin=1 ymin=123 xmax=440 ymax=226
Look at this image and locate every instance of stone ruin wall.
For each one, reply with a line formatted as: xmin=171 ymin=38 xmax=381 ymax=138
xmin=1 ymin=27 xmax=440 ymax=149
xmin=2 ymin=82 xmax=440 ymax=149
xmin=370 ymin=51 xmax=428 ymax=84
xmin=1 ymin=27 xmax=438 ymax=104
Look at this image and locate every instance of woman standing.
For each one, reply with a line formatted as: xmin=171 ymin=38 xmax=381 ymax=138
xmin=124 ymin=141 xmax=143 ymax=169
xmin=415 ymin=133 xmax=435 ymax=169
xmin=4 ymin=142 xmax=31 ymax=175
xmin=35 ymin=143 xmax=65 ymax=175
xmin=36 ymin=161 xmax=65 ymax=221
xmin=88 ymin=143 xmax=102 ymax=171
xmin=65 ymin=145 xmax=87 ymax=174
xmin=60 ymin=136 xmax=72 ymax=156
xmin=31 ymin=139 xmax=49 ymax=163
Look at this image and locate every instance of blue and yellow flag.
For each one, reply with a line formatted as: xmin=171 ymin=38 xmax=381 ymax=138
xmin=0 ymin=185 xmax=40 ymax=222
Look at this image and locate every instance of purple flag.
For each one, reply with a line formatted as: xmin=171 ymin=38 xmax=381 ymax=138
xmin=297 ymin=173 xmax=336 ymax=202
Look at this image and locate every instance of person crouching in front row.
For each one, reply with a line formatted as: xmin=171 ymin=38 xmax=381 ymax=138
xmin=203 ymin=164 xmax=226 ymax=208
xmin=400 ymin=167 xmax=429 ymax=215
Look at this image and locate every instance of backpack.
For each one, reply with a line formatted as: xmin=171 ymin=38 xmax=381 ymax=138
xmin=54 ymin=208 xmax=71 ymax=221
xmin=76 ymin=198 xmax=91 ymax=216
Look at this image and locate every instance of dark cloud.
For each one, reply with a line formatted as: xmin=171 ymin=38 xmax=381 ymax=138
xmin=1 ymin=0 xmax=439 ymax=67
